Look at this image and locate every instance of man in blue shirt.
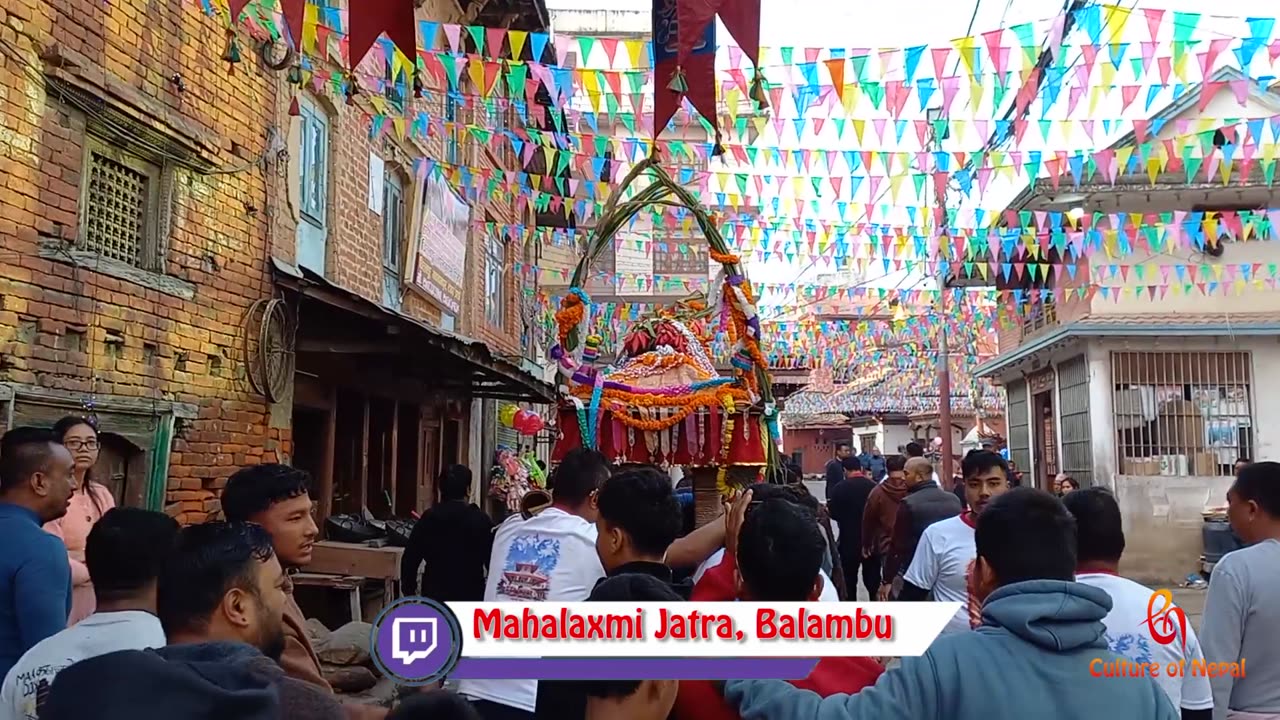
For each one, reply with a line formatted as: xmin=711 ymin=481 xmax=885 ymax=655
xmin=0 ymin=426 xmax=75 ymax=678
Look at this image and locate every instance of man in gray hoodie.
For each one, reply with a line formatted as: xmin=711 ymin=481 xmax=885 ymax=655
xmin=721 ymin=487 xmax=1179 ymax=720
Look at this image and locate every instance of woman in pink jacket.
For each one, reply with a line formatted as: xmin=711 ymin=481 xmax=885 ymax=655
xmin=45 ymin=415 xmax=116 ymax=626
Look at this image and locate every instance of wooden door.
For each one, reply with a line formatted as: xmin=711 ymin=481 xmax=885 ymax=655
xmin=419 ymin=419 xmax=439 ymax=511
xmin=1032 ymin=392 xmax=1059 ymax=491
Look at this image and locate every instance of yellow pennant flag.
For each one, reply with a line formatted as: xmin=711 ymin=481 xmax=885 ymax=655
xmin=508 ymin=30 xmax=528 ymax=61
xmin=951 ymin=37 xmax=980 ymax=80
xmin=468 ymin=59 xmax=486 ymax=97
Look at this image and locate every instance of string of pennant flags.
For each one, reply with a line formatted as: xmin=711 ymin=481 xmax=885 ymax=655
xmin=187 ymin=0 xmax=1280 ymax=364
xmin=212 ymin=1 xmax=1279 ymax=90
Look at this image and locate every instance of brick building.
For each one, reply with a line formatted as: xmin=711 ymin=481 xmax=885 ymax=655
xmin=268 ymin=0 xmax=554 ymax=523
xmin=0 ymin=0 xmax=280 ymax=522
xmin=0 ymin=0 xmax=551 ymax=525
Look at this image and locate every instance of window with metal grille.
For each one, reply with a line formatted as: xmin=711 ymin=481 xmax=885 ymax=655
xmin=485 ymin=235 xmax=506 ymax=328
xmin=80 ymin=138 xmax=161 ymax=270
xmin=653 ymin=238 xmax=709 ymax=275
xmin=381 ymin=170 xmax=405 ymax=310
xmin=1111 ymin=351 xmax=1254 ymax=477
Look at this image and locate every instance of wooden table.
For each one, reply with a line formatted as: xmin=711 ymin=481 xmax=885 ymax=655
xmin=306 ymin=541 xmax=405 ymax=621
xmin=292 ymin=572 xmax=364 ymax=622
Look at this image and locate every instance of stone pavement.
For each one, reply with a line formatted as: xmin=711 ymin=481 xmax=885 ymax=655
xmin=1171 ymin=586 xmax=1207 ymax=630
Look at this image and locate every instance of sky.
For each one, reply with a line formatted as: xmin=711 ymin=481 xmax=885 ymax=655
xmin=547 ymin=0 xmax=1280 ymax=296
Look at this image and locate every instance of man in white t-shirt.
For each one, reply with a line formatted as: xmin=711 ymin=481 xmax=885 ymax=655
xmin=1 ymin=508 xmax=177 ymax=720
xmin=460 ymin=449 xmax=611 ymax=720
xmin=902 ymin=451 xmax=1010 ymax=634
xmin=1064 ymin=487 xmax=1214 ymax=719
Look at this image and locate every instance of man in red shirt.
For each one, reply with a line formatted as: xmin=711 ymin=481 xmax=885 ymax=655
xmin=674 ymin=495 xmax=884 ymax=720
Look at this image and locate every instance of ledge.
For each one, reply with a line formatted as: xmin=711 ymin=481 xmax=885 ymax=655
xmin=3 ymin=382 xmax=199 ymax=419
xmin=40 ymin=246 xmax=197 ymax=300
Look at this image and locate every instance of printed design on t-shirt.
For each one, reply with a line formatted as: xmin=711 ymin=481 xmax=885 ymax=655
xmin=12 ymin=662 xmax=64 ymax=720
xmin=497 ymin=534 xmax=561 ymax=601
xmin=1108 ymin=633 xmax=1154 ymax=664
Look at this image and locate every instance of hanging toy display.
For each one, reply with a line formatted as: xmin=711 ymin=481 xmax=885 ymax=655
xmin=547 ymin=158 xmax=783 ymax=527
xmin=487 ymin=446 xmax=546 ymax=513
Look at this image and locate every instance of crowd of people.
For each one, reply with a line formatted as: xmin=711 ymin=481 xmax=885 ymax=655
xmin=1 ymin=416 xmax=1278 ymax=720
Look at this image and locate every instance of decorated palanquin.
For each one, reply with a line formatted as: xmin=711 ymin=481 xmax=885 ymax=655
xmin=548 ymin=159 xmax=782 ymax=524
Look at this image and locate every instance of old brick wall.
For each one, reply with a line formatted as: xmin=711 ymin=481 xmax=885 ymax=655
xmin=0 ymin=0 xmax=282 ymax=522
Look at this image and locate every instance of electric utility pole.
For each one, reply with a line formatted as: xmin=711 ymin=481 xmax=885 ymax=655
xmin=927 ymin=107 xmax=954 ymax=487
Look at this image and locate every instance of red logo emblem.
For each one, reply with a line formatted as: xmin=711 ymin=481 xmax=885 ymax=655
xmin=1142 ymin=589 xmax=1186 ymax=650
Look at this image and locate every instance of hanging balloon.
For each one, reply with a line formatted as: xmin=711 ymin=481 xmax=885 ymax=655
xmin=512 ymin=409 xmax=532 ymax=431
xmin=499 ymin=404 xmax=519 ymax=427
xmin=519 ymin=414 xmax=545 ymax=436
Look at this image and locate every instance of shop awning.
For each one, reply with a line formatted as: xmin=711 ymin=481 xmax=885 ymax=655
xmin=272 ymin=260 xmax=554 ymax=403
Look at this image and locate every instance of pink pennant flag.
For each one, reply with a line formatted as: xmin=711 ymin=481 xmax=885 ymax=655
xmin=728 ymin=45 xmax=744 ymax=69
xmin=804 ymin=47 xmax=820 ymax=64
xmin=1230 ymin=80 xmax=1249 ymax=106
xmin=1197 ymin=82 xmax=1223 ymax=112
xmin=1143 ymin=8 xmax=1164 ymax=42
xmin=1120 ymin=85 xmax=1140 ymax=113
xmin=443 ymin=24 xmax=462 ymax=53
xmin=1139 ymin=42 xmax=1157 ymax=75
xmin=1067 ymin=85 xmax=1085 ymax=115
xmin=1203 ymin=37 xmax=1231 ymax=76
xmin=1157 ymin=56 xmax=1171 ymax=86
xmin=940 ymin=76 xmax=960 ymax=113
xmin=486 ymin=27 xmax=506 ymax=57
xmin=982 ymin=29 xmax=1005 ymax=75
xmin=931 ymin=47 xmax=951 ymax=81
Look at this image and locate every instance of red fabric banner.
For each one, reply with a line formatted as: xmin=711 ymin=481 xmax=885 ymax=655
xmin=281 ymin=0 xmax=306 ymax=52
xmin=553 ymin=407 xmax=768 ymax=466
xmin=348 ymin=0 xmax=417 ymax=70
xmin=676 ymin=0 xmax=719 ymax=62
xmin=229 ymin=0 xmax=251 ymax=21
xmin=717 ymin=0 xmax=762 ymax=65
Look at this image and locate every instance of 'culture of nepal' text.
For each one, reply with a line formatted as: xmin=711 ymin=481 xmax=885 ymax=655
xmin=1090 ymin=658 xmax=1247 ymax=679
xmin=473 ymin=607 xmax=895 ymax=642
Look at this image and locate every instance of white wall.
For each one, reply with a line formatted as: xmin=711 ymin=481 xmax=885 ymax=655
xmin=1083 ymin=335 xmax=1280 ymax=581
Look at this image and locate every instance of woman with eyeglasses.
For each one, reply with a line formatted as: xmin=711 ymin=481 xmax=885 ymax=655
xmin=44 ymin=415 xmax=116 ymax=625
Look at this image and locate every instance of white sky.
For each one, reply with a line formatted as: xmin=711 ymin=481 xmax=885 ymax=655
xmin=548 ymin=0 xmax=1280 ymax=297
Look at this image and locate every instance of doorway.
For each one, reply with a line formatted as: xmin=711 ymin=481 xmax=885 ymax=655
xmin=1032 ymin=391 xmax=1058 ymax=491
xmin=291 ymin=408 xmax=327 ymax=491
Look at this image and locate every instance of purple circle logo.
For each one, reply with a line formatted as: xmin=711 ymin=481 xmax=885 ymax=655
xmin=370 ymin=597 xmax=463 ymax=685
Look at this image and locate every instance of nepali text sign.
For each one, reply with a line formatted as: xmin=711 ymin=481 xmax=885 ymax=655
xmin=413 ymin=175 xmax=469 ymax=316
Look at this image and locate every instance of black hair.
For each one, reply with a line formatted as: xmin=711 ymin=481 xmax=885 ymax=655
xmin=591 ymin=572 xmax=683 ymax=602
xmin=975 ymin=487 xmax=1077 ymax=586
xmin=1237 ymin=458 xmax=1252 ymax=465
xmin=885 ymin=454 xmax=906 ymax=473
xmin=961 ymin=450 xmax=1009 ymax=481
xmin=387 ymin=691 xmax=480 ymax=720
xmin=0 ymin=426 xmax=61 ymax=492
xmin=157 ymin=521 xmax=277 ymax=637
xmin=1060 ymin=476 xmax=1080 ymax=491
xmin=1232 ymin=461 xmax=1280 ymax=517
xmin=439 ymin=464 xmax=472 ymax=502
xmin=221 ymin=464 xmax=312 ymax=522
xmin=834 ymin=442 xmax=851 ymax=452
xmin=1062 ymin=487 xmax=1124 ymax=565
xmin=784 ymin=462 xmax=803 ymax=484
xmin=745 ymin=481 xmax=819 ymax=515
xmin=596 ymin=467 xmax=681 ymax=557
xmin=550 ymin=448 xmax=610 ymax=505
xmin=578 ymin=574 xmax=681 ymax=701
xmin=840 ymin=456 xmax=862 ymax=472
xmin=52 ymin=415 xmax=108 ymax=516
xmin=86 ymin=508 xmax=180 ymax=603
xmin=904 ymin=441 xmax=925 ymax=458
xmin=738 ymin=498 xmax=826 ymax=602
